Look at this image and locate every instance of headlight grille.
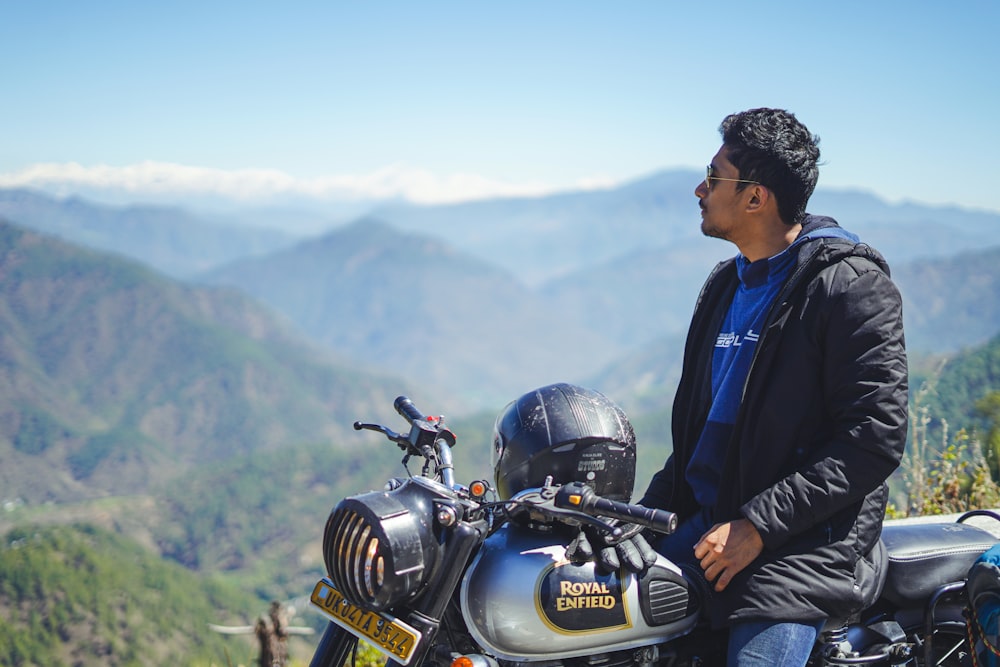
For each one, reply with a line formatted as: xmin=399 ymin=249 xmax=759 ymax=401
xmin=324 ymin=488 xmax=431 ymax=611
xmin=329 ymin=506 xmax=386 ymax=603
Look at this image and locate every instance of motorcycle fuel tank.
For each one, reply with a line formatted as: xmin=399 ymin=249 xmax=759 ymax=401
xmin=460 ymin=525 xmax=699 ymax=662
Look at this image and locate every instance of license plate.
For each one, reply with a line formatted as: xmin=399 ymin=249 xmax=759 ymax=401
xmin=310 ymin=578 xmax=422 ymax=665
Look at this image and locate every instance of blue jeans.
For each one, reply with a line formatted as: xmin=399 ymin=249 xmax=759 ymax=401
xmin=728 ymin=619 xmax=824 ymax=666
xmin=652 ymin=508 xmax=824 ymax=666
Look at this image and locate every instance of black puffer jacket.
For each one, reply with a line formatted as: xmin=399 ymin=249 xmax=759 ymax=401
xmin=639 ymin=215 xmax=908 ymax=625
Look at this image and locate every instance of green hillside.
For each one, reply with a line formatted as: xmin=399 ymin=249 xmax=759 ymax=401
xmin=914 ymin=332 xmax=1000 ymax=439
xmin=0 ymin=218 xmax=409 ymax=504
xmin=0 ymin=523 xmax=267 ymax=667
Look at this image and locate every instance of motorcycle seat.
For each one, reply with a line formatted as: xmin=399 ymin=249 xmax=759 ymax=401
xmin=880 ymin=520 xmax=998 ymax=607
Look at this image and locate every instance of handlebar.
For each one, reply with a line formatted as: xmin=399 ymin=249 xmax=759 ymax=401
xmin=354 ymin=396 xmax=456 ymax=452
xmin=394 ymin=396 xmax=426 ymax=424
xmin=354 ymin=396 xmax=458 ymax=488
xmin=356 ymin=399 xmax=675 ymax=530
xmin=554 ymin=482 xmax=678 ymax=535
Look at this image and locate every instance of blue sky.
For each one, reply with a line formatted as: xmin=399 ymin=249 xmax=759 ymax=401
xmin=2 ymin=1 xmax=999 ymax=211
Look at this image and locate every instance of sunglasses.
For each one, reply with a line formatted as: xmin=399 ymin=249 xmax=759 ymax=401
xmin=705 ymin=165 xmax=761 ymax=190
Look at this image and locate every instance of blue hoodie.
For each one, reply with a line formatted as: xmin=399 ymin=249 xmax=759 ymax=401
xmin=685 ymin=223 xmax=860 ymax=508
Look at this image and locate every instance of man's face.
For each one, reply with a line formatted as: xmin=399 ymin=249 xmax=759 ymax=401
xmin=696 ymin=146 xmax=750 ymax=242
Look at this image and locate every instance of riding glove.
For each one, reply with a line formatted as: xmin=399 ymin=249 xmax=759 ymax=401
xmin=565 ymin=521 xmax=658 ymax=574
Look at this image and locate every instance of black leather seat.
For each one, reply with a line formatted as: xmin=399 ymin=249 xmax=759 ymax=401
xmin=880 ymin=520 xmax=998 ymax=607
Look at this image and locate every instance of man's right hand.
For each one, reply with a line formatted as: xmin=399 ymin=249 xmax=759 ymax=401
xmin=693 ymin=518 xmax=764 ymax=591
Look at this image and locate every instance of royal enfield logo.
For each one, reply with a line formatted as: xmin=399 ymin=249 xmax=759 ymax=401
xmin=537 ymin=562 xmax=630 ymax=633
xmin=555 ymin=580 xmax=616 ymax=610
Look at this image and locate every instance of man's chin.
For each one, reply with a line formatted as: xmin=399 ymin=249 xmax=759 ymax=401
xmin=701 ymin=220 xmax=723 ymax=240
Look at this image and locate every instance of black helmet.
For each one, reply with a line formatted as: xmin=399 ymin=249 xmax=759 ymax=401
xmin=492 ymin=383 xmax=636 ymax=502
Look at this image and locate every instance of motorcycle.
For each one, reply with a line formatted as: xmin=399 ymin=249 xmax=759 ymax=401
xmin=307 ymin=395 xmax=1000 ymax=667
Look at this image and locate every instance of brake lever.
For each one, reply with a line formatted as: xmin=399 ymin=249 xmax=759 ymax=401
xmin=506 ymin=485 xmax=622 ymax=537
xmin=353 ymin=421 xmax=410 ymax=451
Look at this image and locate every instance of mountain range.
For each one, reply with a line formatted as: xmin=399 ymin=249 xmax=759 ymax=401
xmin=3 ymin=175 xmax=1000 ymax=414
xmin=0 ymin=188 xmax=299 ymax=278
xmin=371 ymin=171 xmax=1000 ymax=284
xmin=6 ymin=169 xmax=998 ymax=284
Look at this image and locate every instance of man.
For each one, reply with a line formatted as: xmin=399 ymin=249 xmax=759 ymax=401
xmin=638 ymin=108 xmax=908 ymax=666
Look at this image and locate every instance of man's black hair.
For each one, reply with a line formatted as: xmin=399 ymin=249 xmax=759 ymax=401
xmin=720 ymin=108 xmax=821 ymax=225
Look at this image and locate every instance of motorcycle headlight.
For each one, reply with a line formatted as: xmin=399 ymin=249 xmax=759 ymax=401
xmin=324 ymin=482 xmax=439 ymax=611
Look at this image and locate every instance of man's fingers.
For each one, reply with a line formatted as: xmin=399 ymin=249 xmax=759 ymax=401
xmin=700 ymin=559 xmax=733 ymax=592
xmin=598 ymin=546 xmax=621 ymax=573
xmin=565 ymin=532 xmax=594 ymax=562
xmin=693 ymin=522 xmax=728 ymax=559
xmin=714 ymin=569 xmax=733 ymax=592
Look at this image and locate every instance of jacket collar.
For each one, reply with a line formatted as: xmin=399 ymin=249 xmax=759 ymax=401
xmin=792 ymin=214 xmax=891 ymax=274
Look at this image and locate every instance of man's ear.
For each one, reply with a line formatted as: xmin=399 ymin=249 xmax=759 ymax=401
xmin=745 ymin=185 xmax=769 ymax=213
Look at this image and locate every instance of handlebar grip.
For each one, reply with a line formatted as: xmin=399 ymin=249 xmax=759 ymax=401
xmin=394 ymin=396 xmax=425 ymax=425
xmin=555 ymin=483 xmax=678 ymax=534
xmin=591 ymin=496 xmax=678 ymax=534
